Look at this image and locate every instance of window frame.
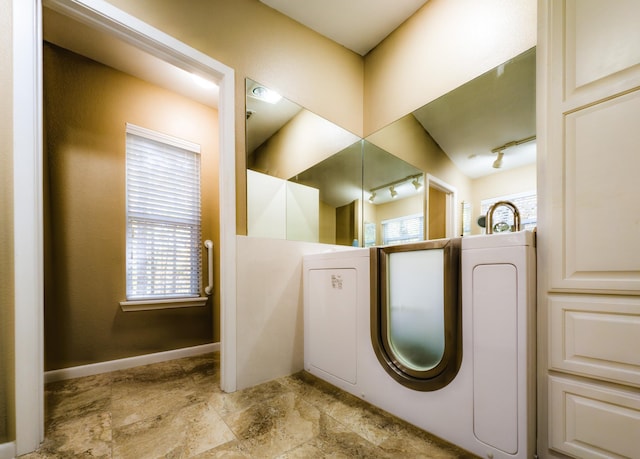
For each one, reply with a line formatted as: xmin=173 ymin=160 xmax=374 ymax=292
xmin=120 ymin=123 xmax=207 ymax=311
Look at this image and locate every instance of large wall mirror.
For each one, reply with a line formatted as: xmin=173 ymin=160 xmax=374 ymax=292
xmin=245 ymin=47 xmax=536 ymax=247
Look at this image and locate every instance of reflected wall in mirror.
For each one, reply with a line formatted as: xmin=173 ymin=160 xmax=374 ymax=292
xmin=245 ymin=47 xmax=536 ymax=246
xmin=366 ymin=47 xmax=536 ymax=237
xmin=245 ymin=78 xmax=360 ymax=245
xmin=362 ymin=141 xmax=425 ymax=246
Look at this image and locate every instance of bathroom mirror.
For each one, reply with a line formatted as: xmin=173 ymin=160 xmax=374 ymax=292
xmin=245 ymin=47 xmax=536 ymax=245
xmin=246 ymin=78 xmax=361 ymax=243
xmin=365 ymin=47 xmax=537 ymax=237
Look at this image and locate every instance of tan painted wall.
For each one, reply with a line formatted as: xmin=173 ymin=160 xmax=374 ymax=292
xmin=370 ymin=194 xmax=424 ymax=245
xmin=250 ymin=109 xmax=360 ymax=180
xmin=364 ymin=0 xmax=537 ymax=135
xmin=43 ymin=44 xmax=219 ymax=370
xmin=319 ymin=201 xmax=337 ymax=245
xmin=104 ymin=0 xmax=364 ymax=235
xmin=366 ymin=114 xmax=471 ymax=234
xmin=428 ymin=187 xmax=447 ymax=239
xmin=0 ymin=0 xmax=15 ymax=442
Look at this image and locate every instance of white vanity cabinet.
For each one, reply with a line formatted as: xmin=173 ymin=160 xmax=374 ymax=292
xmin=539 ymin=1 xmax=640 ymax=457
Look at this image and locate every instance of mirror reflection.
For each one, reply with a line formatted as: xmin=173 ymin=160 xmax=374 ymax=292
xmin=245 ymin=47 xmax=536 ymax=246
xmin=246 ymin=79 xmax=360 ymax=243
xmin=366 ymin=47 xmax=536 ymax=237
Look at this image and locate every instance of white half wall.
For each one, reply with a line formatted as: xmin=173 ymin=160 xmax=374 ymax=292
xmin=235 ymin=236 xmax=352 ymax=389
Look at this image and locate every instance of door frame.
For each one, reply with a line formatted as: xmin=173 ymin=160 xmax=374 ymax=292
xmin=12 ymin=0 xmax=237 ymax=454
xmin=425 ymin=174 xmax=457 ymax=240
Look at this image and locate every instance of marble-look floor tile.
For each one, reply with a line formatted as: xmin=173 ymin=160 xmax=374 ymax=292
xmin=111 ymin=371 xmax=202 ymax=428
xmin=224 ymin=392 xmax=321 ymax=458
xmin=189 ymin=440 xmax=252 ymax=459
xmin=40 ymin=411 xmax=111 ymax=458
xmin=113 ymin=401 xmax=234 ymax=459
xmin=207 ymin=380 xmax=290 ymax=418
xmin=277 ymin=411 xmax=385 ymax=459
xmin=45 ymin=373 xmax=112 ymax=423
xmin=23 ymin=352 xmax=479 ymax=459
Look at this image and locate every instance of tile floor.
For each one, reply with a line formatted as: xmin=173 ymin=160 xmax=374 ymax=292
xmin=20 ymin=352 xmax=477 ymax=458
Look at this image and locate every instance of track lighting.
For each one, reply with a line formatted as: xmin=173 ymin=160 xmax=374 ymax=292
xmin=490 ymin=135 xmax=536 ymax=169
xmin=368 ymin=173 xmax=423 ymax=203
xmin=492 ymin=151 xmax=504 ymax=169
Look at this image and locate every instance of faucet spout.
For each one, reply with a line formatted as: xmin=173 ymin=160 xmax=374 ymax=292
xmin=486 ymin=200 xmax=521 ymax=234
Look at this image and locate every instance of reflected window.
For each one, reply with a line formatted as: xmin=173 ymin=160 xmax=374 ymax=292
xmin=481 ymin=191 xmax=537 ymax=230
xmin=382 ymin=214 xmax=424 ymax=245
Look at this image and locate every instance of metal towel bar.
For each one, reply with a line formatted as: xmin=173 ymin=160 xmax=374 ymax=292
xmin=204 ymin=240 xmax=214 ymax=295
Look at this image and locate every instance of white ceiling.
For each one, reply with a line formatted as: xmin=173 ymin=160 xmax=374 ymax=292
xmin=260 ymin=0 xmax=429 ymax=55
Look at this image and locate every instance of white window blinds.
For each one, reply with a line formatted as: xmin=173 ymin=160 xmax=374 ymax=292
xmin=382 ymin=214 xmax=424 ymax=245
xmin=125 ymin=124 xmax=202 ymax=300
xmin=481 ymin=190 xmax=537 ymax=231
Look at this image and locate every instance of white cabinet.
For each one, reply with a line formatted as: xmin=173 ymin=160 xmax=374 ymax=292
xmin=540 ymin=1 xmax=640 ymax=457
xmin=549 ymin=376 xmax=640 ymax=458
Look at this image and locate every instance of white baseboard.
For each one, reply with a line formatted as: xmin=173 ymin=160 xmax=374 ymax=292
xmin=0 ymin=441 xmax=16 ymax=459
xmin=44 ymin=342 xmax=220 ymax=383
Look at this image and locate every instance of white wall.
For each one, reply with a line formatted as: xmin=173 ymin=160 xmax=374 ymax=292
xmin=235 ymin=236 xmax=350 ymax=389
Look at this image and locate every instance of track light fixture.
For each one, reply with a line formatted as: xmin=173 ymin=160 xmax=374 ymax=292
xmin=368 ymin=173 xmax=423 ymax=203
xmin=490 ymin=135 xmax=536 ymax=169
xmin=492 ymin=151 xmax=504 ymax=169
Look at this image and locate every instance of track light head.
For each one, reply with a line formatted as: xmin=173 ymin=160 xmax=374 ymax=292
xmin=492 ymin=151 xmax=504 ymax=169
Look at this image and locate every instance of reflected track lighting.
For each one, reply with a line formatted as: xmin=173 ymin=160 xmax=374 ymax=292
xmin=492 ymin=151 xmax=504 ymax=169
xmin=390 ymin=186 xmax=398 ymax=198
xmin=490 ymin=135 xmax=536 ymax=169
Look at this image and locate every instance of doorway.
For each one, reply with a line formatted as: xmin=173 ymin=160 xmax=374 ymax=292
xmin=12 ymin=1 xmax=236 ymax=454
xmin=426 ymin=174 xmax=457 ymax=240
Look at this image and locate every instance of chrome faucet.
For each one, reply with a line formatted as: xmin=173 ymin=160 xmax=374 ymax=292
xmin=486 ymin=200 xmax=521 ymax=234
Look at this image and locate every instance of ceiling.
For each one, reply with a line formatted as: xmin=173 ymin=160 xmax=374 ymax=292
xmin=45 ymin=2 xmax=535 ymax=183
xmin=259 ymin=0 xmax=429 ymax=55
xmin=43 ymin=8 xmax=220 ymax=109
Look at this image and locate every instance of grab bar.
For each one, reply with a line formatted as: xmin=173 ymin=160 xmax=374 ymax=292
xmin=204 ymin=240 xmax=214 ymax=295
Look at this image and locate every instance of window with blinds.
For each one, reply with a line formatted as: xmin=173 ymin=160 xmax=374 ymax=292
xmin=125 ymin=124 xmax=202 ymax=300
xmin=481 ymin=190 xmax=537 ymax=231
xmin=382 ymin=214 xmax=424 ymax=245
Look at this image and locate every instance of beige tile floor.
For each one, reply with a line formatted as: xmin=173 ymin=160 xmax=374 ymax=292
xmin=20 ymin=352 xmax=477 ymax=458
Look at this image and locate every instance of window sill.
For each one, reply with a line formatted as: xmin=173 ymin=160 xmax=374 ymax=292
xmin=119 ymin=297 xmax=209 ymax=312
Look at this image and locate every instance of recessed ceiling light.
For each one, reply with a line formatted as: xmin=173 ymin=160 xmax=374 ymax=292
xmin=251 ymin=85 xmax=282 ymax=104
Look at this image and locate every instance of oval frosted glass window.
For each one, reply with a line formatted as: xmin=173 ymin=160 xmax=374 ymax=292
xmin=387 ymin=249 xmax=445 ymax=371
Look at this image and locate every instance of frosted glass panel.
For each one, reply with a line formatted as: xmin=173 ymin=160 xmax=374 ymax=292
xmin=387 ymin=249 xmax=445 ymax=371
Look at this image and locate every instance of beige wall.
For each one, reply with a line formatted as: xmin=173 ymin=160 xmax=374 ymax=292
xmin=364 ymin=0 xmax=537 ymax=135
xmin=470 ymin=163 xmax=536 ymax=234
xmin=366 ymin=114 xmax=472 ymax=233
xmin=43 ymin=44 xmax=220 ymax=370
xmin=250 ymin=109 xmax=359 ymax=180
xmin=0 ymin=0 xmax=14 ymax=443
xmin=368 ymin=194 xmax=424 ymax=245
xmin=104 ymin=0 xmax=364 ymax=235
xmin=319 ymin=201 xmax=337 ymax=245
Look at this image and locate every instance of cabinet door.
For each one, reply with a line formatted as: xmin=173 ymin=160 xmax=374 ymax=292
xmin=540 ymin=1 xmax=640 ymax=457
xmin=549 ymin=376 xmax=640 ymax=458
xmin=546 ymin=0 xmax=640 ymax=293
